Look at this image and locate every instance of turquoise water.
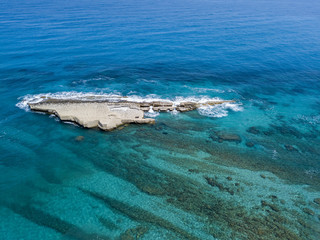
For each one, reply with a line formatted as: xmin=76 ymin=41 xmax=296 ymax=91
xmin=1 ymin=0 xmax=320 ymax=239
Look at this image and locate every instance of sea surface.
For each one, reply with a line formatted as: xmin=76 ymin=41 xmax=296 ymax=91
xmin=1 ymin=0 xmax=320 ymax=239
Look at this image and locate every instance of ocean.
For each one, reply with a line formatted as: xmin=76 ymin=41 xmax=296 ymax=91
xmin=0 ymin=0 xmax=320 ymax=239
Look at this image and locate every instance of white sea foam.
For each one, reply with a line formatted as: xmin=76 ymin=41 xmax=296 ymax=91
xmin=16 ymin=91 xmax=242 ymax=118
xmin=295 ymin=114 xmax=320 ymax=125
xmin=138 ymin=78 xmax=158 ymax=84
xmin=144 ymin=106 xmax=160 ymax=118
xmin=64 ymin=121 xmax=79 ymax=126
xmin=170 ymin=109 xmax=179 ymax=116
xmin=74 ymin=76 xmax=115 ymax=85
xmin=16 ymin=91 xmax=123 ymax=111
xmin=183 ymin=85 xmax=225 ymax=93
xmin=197 ymin=102 xmax=243 ymax=118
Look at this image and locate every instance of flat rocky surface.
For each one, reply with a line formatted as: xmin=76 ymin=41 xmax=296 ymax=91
xmin=28 ymin=99 xmax=233 ymax=131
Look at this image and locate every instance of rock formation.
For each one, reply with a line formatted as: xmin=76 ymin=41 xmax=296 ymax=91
xmin=28 ymin=98 xmax=233 ymax=131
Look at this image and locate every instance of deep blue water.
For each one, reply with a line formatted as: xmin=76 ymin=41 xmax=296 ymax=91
xmin=1 ymin=0 xmax=320 ymax=239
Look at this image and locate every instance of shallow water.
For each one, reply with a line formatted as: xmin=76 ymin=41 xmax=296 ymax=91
xmin=1 ymin=0 xmax=320 ymax=239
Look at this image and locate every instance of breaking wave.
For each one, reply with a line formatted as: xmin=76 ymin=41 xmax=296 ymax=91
xmin=197 ymin=102 xmax=243 ymax=118
xmin=144 ymin=106 xmax=160 ymax=118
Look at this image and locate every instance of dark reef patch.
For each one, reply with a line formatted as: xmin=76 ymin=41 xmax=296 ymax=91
xmin=247 ymin=126 xmax=260 ymax=135
xmin=210 ymin=131 xmax=242 ymax=143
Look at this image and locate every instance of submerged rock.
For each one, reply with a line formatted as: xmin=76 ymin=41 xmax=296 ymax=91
xmin=188 ymin=169 xmax=200 ymax=173
xmin=210 ymin=131 xmax=242 ymax=143
xmin=314 ymin=198 xmax=320 ymax=205
xmin=246 ymin=141 xmax=254 ymax=147
xmin=261 ymin=200 xmax=280 ymax=212
xmin=247 ymin=126 xmax=260 ymax=134
xmin=284 ymin=144 xmax=298 ymax=152
xmin=303 ymin=208 xmax=315 ymax=216
xmin=205 ymin=176 xmax=234 ymax=195
xmin=263 ymin=130 xmax=274 ymax=136
xmin=271 ymin=124 xmax=302 ymax=138
xmin=75 ymin=135 xmax=84 ymax=141
xmin=260 ymin=174 xmax=266 ymax=179
xmin=226 ymin=176 xmax=233 ymax=181
xmin=120 ymin=225 xmax=148 ymax=240
xmin=219 ymin=133 xmax=241 ymax=143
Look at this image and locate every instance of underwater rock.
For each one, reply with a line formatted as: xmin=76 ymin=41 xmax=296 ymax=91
xmin=204 ymin=176 xmax=234 ymax=195
xmin=314 ymin=198 xmax=320 ymax=205
xmin=75 ymin=135 xmax=84 ymax=141
xmin=154 ymin=122 xmax=167 ymax=131
xmin=270 ymin=195 xmax=278 ymax=202
xmin=188 ymin=169 xmax=200 ymax=173
xmin=205 ymin=176 xmax=222 ymax=190
xmin=263 ymin=130 xmax=274 ymax=136
xmin=284 ymin=144 xmax=297 ymax=151
xmin=219 ymin=133 xmax=241 ymax=143
xmin=261 ymin=200 xmax=280 ymax=212
xmin=210 ymin=131 xmax=241 ymax=143
xmin=246 ymin=141 xmax=254 ymax=147
xmin=226 ymin=176 xmax=233 ymax=181
xmin=140 ymin=185 xmax=166 ymax=196
xmin=247 ymin=126 xmax=260 ymax=135
xmin=303 ymin=208 xmax=315 ymax=216
xmin=98 ymin=217 xmax=119 ymax=231
xmin=119 ymin=225 xmax=149 ymax=240
xmin=271 ymin=124 xmax=302 ymax=138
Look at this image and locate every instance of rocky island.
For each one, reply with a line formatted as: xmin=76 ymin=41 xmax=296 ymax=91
xmin=28 ymin=98 xmax=234 ymax=131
